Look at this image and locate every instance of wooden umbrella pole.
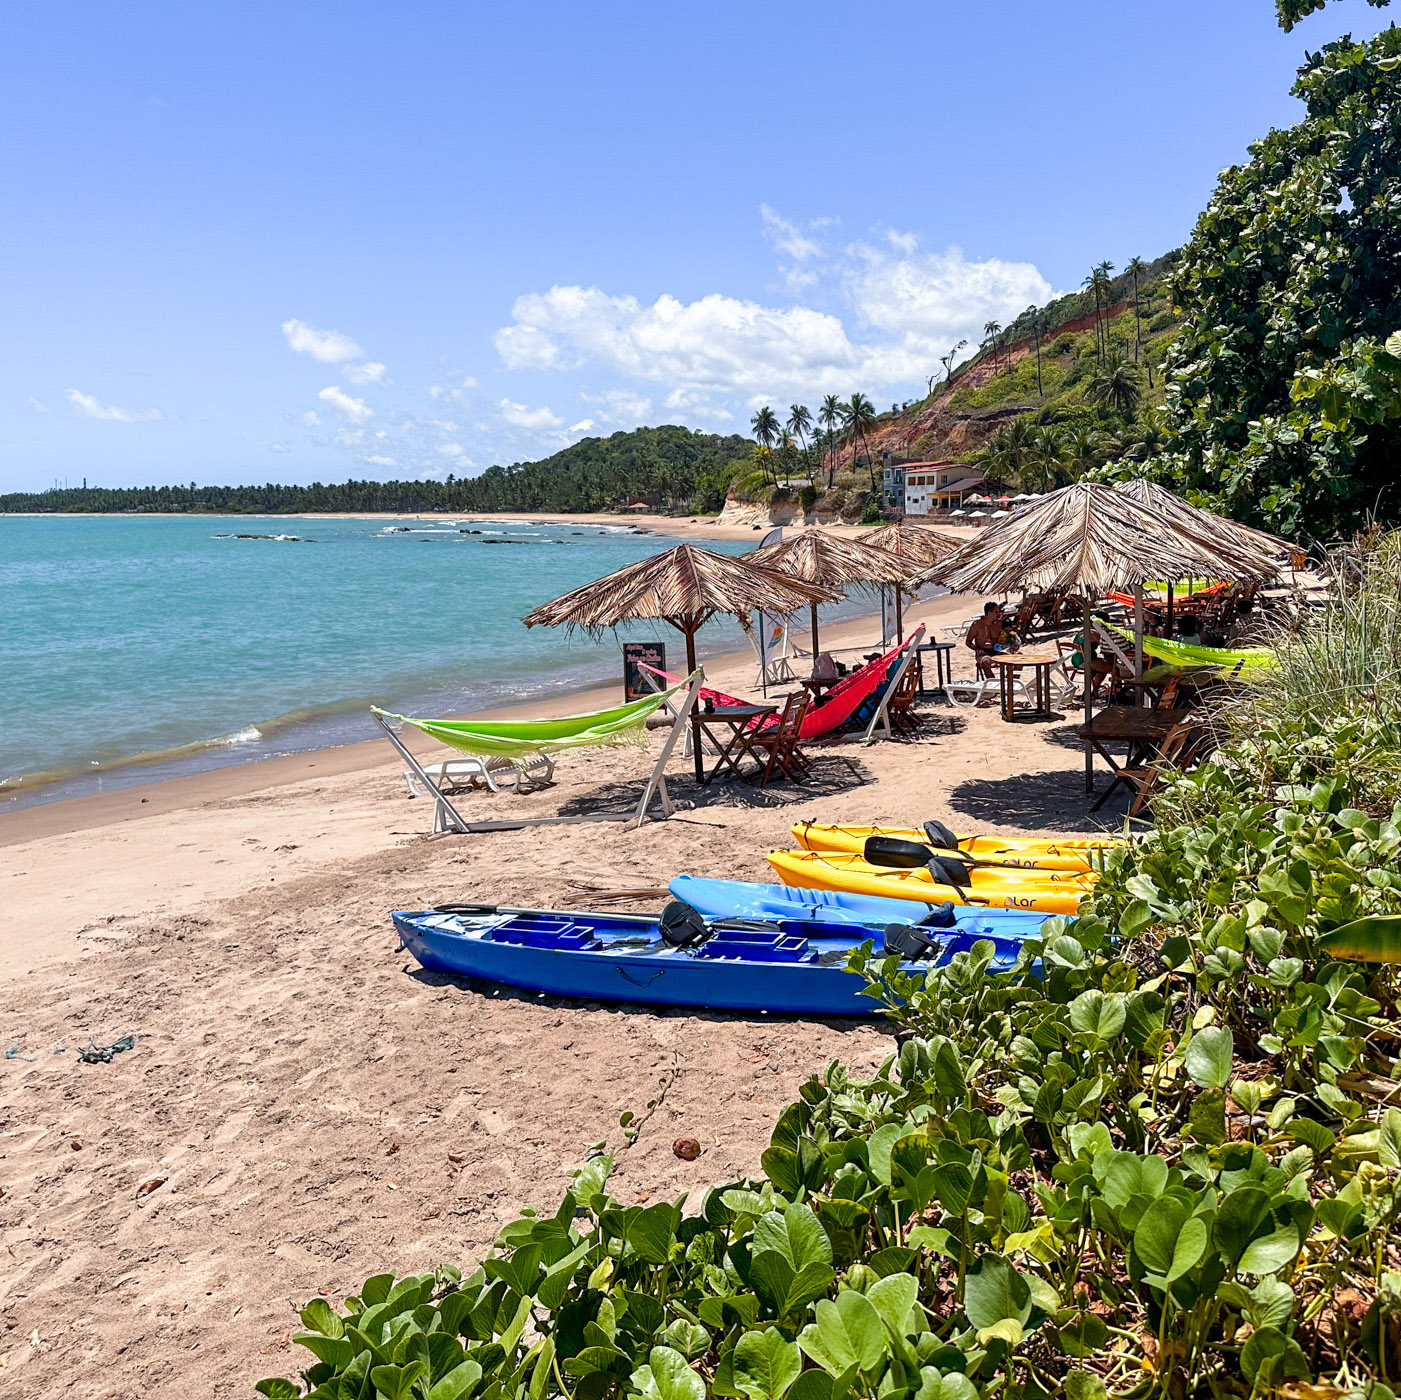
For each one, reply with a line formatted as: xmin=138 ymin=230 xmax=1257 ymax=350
xmin=1083 ymin=597 xmax=1095 ymax=796
xmin=1133 ymin=582 xmax=1145 ymax=707
xmin=679 ymin=619 xmax=705 ymax=784
xmin=895 ymin=587 xmax=904 ymax=642
xmin=1166 ymin=581 xmax=1174 ymax=633
xmin=810 ymin=602 xmax=820 ymax=662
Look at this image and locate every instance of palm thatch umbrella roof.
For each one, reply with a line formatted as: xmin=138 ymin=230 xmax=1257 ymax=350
xmin=745 ymin=528 xmax=914 ymax=587
xmin=522 ymin=541 xmax=838 ymax=635
xmin=745 ymin=528 xmax=914 ymax=654
xmin=914 ymin=482 xmax=1281 ymax=795
xmin=1114 ymin=478 xmax=1294 ymax=563
xmin=856 ymin=522 xmax=963 ymax=570
xmin=523 ymin=542 xmax=839 ymax=781
xmin=914 ymin=482 xmax=1280 ymax=597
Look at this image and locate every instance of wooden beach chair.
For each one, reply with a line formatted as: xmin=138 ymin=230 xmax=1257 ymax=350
xmin=747 ymin=691 xmax=812 ymax=785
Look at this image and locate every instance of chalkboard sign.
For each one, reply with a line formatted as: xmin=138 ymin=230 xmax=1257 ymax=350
xmin=622 ymin=641 xmax=667 ymax=700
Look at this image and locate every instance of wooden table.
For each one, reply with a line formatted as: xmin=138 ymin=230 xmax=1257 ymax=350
xmin=692 ymin=704 xmax=778 ymax=784
xmin=1076 ymin=705 xmax=1184 ymax=807
xmin=799 ymin=676 xmax=842 ymax=701
xmin=986 ymin=651 xmax=1060 ymax=722
xmin=915 ymin=640 xmax=955 ymax=700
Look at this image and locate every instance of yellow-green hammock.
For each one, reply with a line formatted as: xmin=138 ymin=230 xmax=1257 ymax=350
xmin=372 ymin=681 xmax=684 ymax=761
xmin=1108 ymin=623 xmax=1276 ymax=678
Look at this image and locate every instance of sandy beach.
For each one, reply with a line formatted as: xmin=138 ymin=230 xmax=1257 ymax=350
xmin=0 ymin=559 xmax=1117 ymax=1399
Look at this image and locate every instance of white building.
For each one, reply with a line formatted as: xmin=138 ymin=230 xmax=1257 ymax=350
xmin=897 ymin=462 xmax=984 ymax=516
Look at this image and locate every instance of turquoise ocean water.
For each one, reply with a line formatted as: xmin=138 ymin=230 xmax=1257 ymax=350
xmin=1 ymin=515 xmax=870 ymax=812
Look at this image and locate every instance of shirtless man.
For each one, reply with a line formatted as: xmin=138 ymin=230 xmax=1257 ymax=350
xmin=966 ymin=601 xmax=1015 ymax=678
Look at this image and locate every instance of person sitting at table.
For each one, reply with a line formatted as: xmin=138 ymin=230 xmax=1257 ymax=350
xmin=966 ymin=602 xmax=1019 ymax=678
xmin=1177 ymin=617 xmax=1204 ymax=647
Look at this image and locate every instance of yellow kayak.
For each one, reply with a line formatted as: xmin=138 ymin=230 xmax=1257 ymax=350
xmin=768 ymin=849 xmax=1095 ymax=916
xmin=792 ymin=820 xmax=1119 ymax=873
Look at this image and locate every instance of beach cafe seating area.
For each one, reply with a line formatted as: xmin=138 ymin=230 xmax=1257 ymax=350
xmin=370 ymin=485 xmax=1295 ymax=830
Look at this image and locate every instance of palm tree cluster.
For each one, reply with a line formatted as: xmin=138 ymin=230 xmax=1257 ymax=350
xmin=749 ymin=393 xmax=883 ymax=492
xmin=971 ymin=372 xmax=1163 ymax=495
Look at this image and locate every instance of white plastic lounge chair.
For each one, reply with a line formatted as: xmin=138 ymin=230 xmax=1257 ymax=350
xmin=402 ymin=751 xmax=555 ymax=798
xmin=944 ymin=672 xmax=1029 ymax=708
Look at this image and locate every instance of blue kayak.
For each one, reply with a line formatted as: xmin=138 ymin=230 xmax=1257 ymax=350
xmin=392 ymin=900 xmax=1030 ymax=1016
xmin=669 ymin=875 xmax=1048 ymax=939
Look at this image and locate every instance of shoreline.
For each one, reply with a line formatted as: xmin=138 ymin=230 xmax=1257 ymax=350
xmin=0 ymin=587 xmax=975 ymax=849
xmin=2 ymin=513 xmax=978 ymax=828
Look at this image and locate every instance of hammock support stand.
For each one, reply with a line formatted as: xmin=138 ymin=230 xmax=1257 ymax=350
xmin=373 ymin=671 xmax=705 ymax=835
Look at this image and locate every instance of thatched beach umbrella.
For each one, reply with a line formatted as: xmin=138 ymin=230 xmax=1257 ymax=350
xmin=745 ymin=528 xmax=914 ymax=656
xmin=1115 ymin=479 xmax=1294 ymax=625
xmin=522 ymin=542 xmax=838 ymax=781
xmin=858 ymin=523 xmax=964 ymax=638
xmin=916 ymin=482 xmax=1280 ymax=791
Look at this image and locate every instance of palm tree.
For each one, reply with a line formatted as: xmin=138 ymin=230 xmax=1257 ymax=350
xmin=818 ymin=394 xmax=843 ymax=487
xmin=1021 ymin=307 xmax=1044 ymax=397
xmin=787 ymin=404 xmax=814 ymax=481
xmin=775 ymin=428 xmax=799 ymax=482
xmin=843 ymin=393 xmax=878 ymax=491
xmin=1086 ymin=352 xmax=1144 ymax=420
xmin=938 ymin=339 xmax=968 ymax=393
xmin=1027 ymin=423 xmax=1065 ymax=493
xmin=1082 ymin=262 xmax=1115 ymax=362
xmin=751 ymin=405 xmax=780 ymax=485
xmin=1063 ymin=421 xmax=1108 ymax=478
xmin=983 ymin=320 xmax=1002 ymax=375
xmin=989 ymin=416 xmax=1038 ymax=487
xmin=1125 ymin=256 xmax=1148 ymax=368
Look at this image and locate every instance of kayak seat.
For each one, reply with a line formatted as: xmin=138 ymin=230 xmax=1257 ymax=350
xmin=915 ymin=902 xmax=957 ymax=928
xmin=883 ymin=923 xmax=948 ymax=961
xmin=923 ymin=820 xmax=960 ymax=850
xmin=927 ymin=855 xmax=973 ymax=890
xmin=660 ymin=901 xmax=710 ymax=948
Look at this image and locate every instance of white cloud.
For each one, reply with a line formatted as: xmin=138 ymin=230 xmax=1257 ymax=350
xmin=66 ymin=388 xmax=162 ymax=422
xmin=269 ymin=442 xmax=291 ymax=453
xmin=843 ymin=233 xmax=1051 ymax=381
xmin=282 ymin=318 xmax=364 ymax=363
xmin=568 ymin=418 xmax=596 ymax=434
xmin=429 ymin=374 xmax=478 ymax=400
xmin=365 ymin=454 xmax=397 ymax=467
xmin=497 ymin=286 xmax=857 ymax=398
xmin=760 ymin=204 xmax=825 ymax=262
xmin=436 ymin=442 xmax=467 ymax=457
xmin=26 ymin=396 xmax=48 ymax=413
xmin=493 ymin=216 xmax=1053 ymax=414
xmin=344 ymin=360 xmax=388 ymax=385
xmin=299 ymin=410 xmax=321 ymax=427
xmin=318 ymin=385 xmax=374 ymax=424
xmin=581 ymin=388 xmax=653 ymax=426
xmin=497 ymin=398 xmax=564 ymax=429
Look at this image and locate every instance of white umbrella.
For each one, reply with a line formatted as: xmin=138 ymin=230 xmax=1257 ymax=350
xmin=993 ymin=509 xmax=1011 ymax=517
xmin=968 ymin=510 xmax=989 ymax=518
xmin=949 ymin=508 xmax=967 ymax=517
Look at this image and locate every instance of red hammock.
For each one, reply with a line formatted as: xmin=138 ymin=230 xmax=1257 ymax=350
xmin=640 ymin=638 xmax=911 ymax=741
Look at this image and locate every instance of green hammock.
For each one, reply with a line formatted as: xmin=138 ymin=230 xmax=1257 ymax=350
xmin=1108 ymin=624 xmax=1275 ymax=677
xmin=371 ymin=678 xmax=688 ymax=761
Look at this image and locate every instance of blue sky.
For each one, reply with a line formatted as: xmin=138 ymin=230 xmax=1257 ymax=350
xmin=2 ymin=0 xmax=1392 ymax=492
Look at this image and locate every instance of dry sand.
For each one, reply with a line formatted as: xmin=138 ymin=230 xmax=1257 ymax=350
xmin=0 ymin=586 xmax=1119 ymax=1399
